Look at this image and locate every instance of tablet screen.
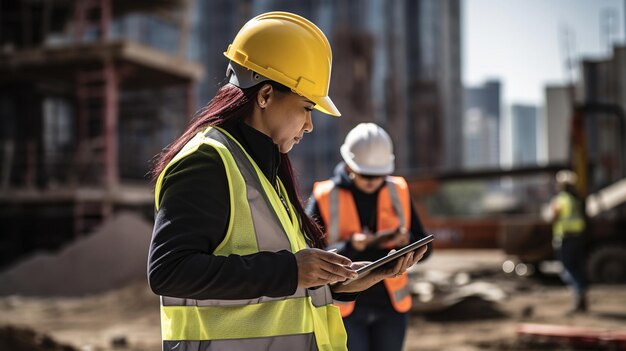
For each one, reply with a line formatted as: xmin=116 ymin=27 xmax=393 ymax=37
xmin=343 ymin=234 xmax=434 ymax=285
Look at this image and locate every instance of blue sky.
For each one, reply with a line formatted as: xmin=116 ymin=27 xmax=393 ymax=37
xmin=463 ymin=0 xmax=626 ymax=106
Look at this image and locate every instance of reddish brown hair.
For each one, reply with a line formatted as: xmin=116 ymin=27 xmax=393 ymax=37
xmin=150 ymin=83 xmax=326 ymax=248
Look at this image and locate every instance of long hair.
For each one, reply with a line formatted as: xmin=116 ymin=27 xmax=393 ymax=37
xmin=150 ymin=83 xmax=326 ymax=248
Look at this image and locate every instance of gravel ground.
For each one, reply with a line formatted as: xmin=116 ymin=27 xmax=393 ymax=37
xmin=0 ymin=249 xmax=624 ymax=351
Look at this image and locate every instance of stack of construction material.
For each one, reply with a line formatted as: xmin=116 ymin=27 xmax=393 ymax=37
xmin=0 ymin=212 xmax=152 ymax=296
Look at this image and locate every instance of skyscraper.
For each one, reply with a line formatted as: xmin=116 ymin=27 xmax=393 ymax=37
xmin=544 ymin=85 xmax=572 ymax=165
xmin=511 ymin=104 xmax=538 ymax=166
xmin=463 ymin=80 xmax=501 ymax=168
xmin=406 ymin=0 xmax=463 ymax=173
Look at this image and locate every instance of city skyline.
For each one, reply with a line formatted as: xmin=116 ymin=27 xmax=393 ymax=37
xmin=464 ymin=0 xmax=626 ymax=105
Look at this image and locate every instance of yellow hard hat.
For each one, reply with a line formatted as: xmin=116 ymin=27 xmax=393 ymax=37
xmin=224 ymin=11 xmax=340 ymax=116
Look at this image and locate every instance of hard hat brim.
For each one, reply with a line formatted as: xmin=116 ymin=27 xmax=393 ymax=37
xmin=224 ymin=60 xmax=341 ymax=117
xmin=340 ymin=144 xmax=394 ymax=175
xmin=313 ymin=96 xmax=341 ymax=117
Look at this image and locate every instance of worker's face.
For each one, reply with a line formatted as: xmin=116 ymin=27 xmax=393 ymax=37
xmin=253 ymin=84 xmax=314 ymax=153
xmin=352 ymin=173 xmax=385 ymax=194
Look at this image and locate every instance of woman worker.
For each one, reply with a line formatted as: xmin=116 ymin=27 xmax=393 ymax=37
xmin=147 ymin=12 xmax=427 ymax=351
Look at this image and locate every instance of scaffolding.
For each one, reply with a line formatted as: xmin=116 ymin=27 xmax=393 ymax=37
xmin=0 ymin=0 xmax=203 ymax=267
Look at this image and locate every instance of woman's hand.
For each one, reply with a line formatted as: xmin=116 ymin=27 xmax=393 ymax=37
xmin=294 ymin=248 xmax=358 ymax=289
xmin=330 ymin=245 xmax=428 ymax=293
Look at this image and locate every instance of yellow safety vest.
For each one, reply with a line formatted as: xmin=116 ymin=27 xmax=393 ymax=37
xmin=154 ymin=126 xmax=347 ymax=351
xmin=553 ymin=191 xmax=585 ymax=239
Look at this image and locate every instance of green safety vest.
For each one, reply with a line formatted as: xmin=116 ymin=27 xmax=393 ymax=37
xmin=552 ymin=191 xmax=585 ymax=239
xmin=154 ymin=126 xmax=347 ymax=351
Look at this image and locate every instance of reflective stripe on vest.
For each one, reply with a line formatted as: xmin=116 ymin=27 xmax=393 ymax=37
xmin=312 ymin=177 xmax=413 ymax=317
xmin=163 ymin=334 xmax=317 ymax=351
xmin=553 ymin=191 xmax=585 ymax=238
xmin=154 ymin=127 xmax=347 ymax=351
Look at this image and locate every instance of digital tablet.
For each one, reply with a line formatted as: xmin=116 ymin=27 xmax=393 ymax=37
xmin=342 ymin=234 xmax=434 ymax=285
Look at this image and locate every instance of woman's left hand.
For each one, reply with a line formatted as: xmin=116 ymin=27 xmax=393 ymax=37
xmin=330 ymin=245 xmax=428 ymax=293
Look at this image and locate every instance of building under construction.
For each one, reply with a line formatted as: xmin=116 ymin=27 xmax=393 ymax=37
xmin=0 ymin=0 xmax=463 ymax=268
xmin=0 ymin=0 xmax=203 ymax=267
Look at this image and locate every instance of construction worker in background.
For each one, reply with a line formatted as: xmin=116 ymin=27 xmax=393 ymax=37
xmin=550 ymin=170 xmax=588 ymax=314
xmin=147 ymin=12 xmax=426 ymax=351
xmin=307 ymin=123 xmax=432 ymax=351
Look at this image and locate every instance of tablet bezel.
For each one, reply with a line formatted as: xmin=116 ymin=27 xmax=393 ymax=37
xmin=343 ymin=234 xmax=434 ymax=285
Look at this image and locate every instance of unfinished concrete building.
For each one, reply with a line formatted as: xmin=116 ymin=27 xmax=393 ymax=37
xmin=0 ymin=0 xmax=203 ymax=267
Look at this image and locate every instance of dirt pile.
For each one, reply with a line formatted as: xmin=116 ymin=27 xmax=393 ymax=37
xmin=0 ymin=212 xmax=153 ymax=296
xmin=0 ymin=325 xmax=77 ymax=351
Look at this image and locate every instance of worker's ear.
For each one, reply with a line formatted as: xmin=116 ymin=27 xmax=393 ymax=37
xmin=256 ymin=84 xmax=273 ymax=109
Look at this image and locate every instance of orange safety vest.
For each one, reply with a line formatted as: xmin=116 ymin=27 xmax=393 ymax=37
xmin=312 ymin=176 xmax=413 ymax=317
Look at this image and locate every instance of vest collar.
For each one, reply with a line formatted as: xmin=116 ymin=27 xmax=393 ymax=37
xmin=222 ymin=119 xmax=281 ymax=185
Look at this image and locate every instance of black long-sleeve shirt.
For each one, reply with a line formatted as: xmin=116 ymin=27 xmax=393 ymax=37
xmin=149 ymin=120 xmax=302 ymax=300
xmin=306 ymin=163 xmax=431 ymax=310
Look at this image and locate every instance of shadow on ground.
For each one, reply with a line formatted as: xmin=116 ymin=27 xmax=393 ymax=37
xmin=419 ymin=296 xmax=509 ymax=322
xmin=0 ymin=325 xmax=77 ymax=351
xmin=594 ymin=312 xmax=626 ymax=322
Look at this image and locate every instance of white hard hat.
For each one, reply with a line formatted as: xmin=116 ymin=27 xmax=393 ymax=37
xmin=556 ymin=170 xmax=577 ymax=185
xmin=340 ymin=123 xmax=395 ymax=175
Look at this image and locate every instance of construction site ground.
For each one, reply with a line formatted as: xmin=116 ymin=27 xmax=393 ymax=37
xmin=0 ymin=215 xmax=624 ymax=351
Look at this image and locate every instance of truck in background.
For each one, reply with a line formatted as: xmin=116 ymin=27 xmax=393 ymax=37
xmin=405 ymin=103 xmax=626 ymax=284
xmin=500 ymin=103 xmax=626 ymax=284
